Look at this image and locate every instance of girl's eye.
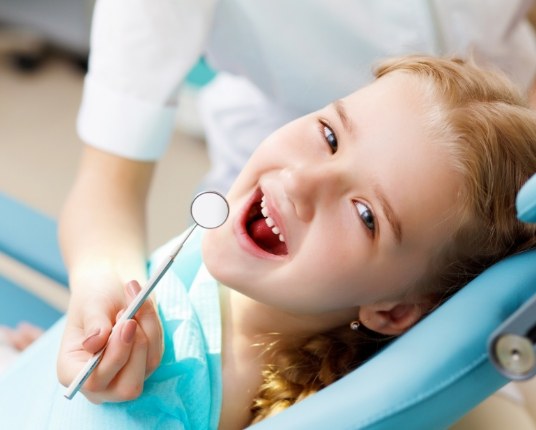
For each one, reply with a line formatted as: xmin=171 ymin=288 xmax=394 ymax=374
xmin=355 ymin=201 xmax=376 ymax=233
xmin=321 ymin=123 xmax=338 ymax=153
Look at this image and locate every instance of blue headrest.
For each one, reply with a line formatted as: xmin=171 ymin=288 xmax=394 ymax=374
xmin=517 ymin=174 xmax=536 ymax=223
xmin=251 ymin=174 xmax=536 ymax=430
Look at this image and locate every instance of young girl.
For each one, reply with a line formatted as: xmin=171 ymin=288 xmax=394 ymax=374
xmin=1 ymin=56 xmax=535 ymax=429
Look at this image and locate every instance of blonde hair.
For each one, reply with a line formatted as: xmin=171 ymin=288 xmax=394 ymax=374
xmin=250 ymin=56 xmax=536 ymax=423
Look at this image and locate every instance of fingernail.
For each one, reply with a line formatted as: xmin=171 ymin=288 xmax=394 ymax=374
xmin=127 ymin=281 xmax=141 ymax=297
xmin=121 ymin=320 xmax=136 ymax=343
xmin=82 ymin=328 xmax=101 ymax=348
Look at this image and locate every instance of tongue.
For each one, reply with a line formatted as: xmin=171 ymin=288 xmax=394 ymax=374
xmin=248 ymin=218 xmax=287 ymax=255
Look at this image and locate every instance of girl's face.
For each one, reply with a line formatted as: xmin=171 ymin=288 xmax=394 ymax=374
xmin=203 ymin=72 xmax=464 ymax=325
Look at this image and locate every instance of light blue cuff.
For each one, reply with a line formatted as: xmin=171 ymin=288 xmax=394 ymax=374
xmin=77 ymin=76 xmax=177 ymax=161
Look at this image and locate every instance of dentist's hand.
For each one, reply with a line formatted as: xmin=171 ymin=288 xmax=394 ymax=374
xmin=57 ymin=274 xmax=163 ymax=404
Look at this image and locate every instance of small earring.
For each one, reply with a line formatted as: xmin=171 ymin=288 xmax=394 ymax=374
xmin=350 ymin=320 xmax=360 ymax=331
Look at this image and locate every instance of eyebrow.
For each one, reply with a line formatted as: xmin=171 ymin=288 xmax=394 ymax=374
xmin=333 ymin=99 xmax=355 ymax=136
xmin=374 ymin=184 xmax=403 ymax=244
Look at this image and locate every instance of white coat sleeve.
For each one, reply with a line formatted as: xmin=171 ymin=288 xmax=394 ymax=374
xmin=77 ymin=0 xmax=217 ymax=160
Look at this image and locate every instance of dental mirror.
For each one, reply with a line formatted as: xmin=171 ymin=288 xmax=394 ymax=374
xmin=190 ymin=190 xmax=229 ymax=228
xmin=65 ymin=191 xmax=229 ymax=400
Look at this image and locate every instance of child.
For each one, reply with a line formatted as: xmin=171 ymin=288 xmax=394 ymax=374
xmin=1 ymin=56 xmax=535 ymax=429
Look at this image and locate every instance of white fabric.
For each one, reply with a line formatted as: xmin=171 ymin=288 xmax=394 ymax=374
xmin=78 ymin=0 xmax=536 ymax=165
xmin=77 ymin=77 xmax=177 ymax=160
xmin=0 ymin=332 xmax=19 ymax=376
xmin=197 ymin=73 xmax=299 ymax=193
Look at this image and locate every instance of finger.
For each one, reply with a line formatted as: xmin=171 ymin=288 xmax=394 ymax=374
xmin=125 ymin=280 xmax=163 ymax=375
xmin=80 ymin=308 xmax=115 ymax=354
xmin=83 ymin=319 xmax=137 ymax=394
xmin=124 ymin=280 xmax=152 ymax=312
xmin=101 ymin=324 xmax=150 ymax=402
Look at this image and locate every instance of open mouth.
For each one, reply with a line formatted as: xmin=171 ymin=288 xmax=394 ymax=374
xmin=245 ymin=192 xmax=288 ymax=256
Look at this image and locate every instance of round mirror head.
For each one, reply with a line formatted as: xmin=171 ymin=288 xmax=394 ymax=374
xmin=190 ymin=191 xmax=229 ymax=229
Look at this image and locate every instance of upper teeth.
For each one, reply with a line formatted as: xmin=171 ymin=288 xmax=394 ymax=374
xmin=261 ymin=196 xmax=285 ymax=242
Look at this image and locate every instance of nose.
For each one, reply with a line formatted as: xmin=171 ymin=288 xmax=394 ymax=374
xmin=280 ymin=163 xmax=342 ymax=222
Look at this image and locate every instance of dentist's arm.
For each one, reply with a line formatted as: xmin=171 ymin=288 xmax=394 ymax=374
xmin=57 ymin=145 xmax=163 ymax=403
xmin=56 ymin=0 xmax=216 ymax=402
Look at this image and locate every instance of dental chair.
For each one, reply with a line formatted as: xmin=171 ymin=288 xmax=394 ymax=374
xmin=0 ymin=174 xmax=535 ymax=429
xmin=0 ymin=192 xmax=67 ymax=329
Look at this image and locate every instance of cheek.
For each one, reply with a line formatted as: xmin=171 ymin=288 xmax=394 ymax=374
xmin=292 ymin=232 xmax=367 ymax=291
xmin=296 ymin=226 xmax=418 ymax=305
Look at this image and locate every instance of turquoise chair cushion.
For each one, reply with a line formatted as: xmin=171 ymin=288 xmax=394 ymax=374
xmin=0 ymin=274 xmax=62 ymax=329
xmin=517 ymin=174 xmax=536 ymax=222
xmin=0 ymin=192 xmax=67 ymax=286
xmin=0 ymin=192 xmax=67 ymax=328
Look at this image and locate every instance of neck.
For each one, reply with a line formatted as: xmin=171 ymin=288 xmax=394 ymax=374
xmin=216 ymin=285 xmax=355 ymax=429
xmin=218 ymin=287 xmax=266 ymax=429
xmin=217 ymin=286 xmax=313 ymax=429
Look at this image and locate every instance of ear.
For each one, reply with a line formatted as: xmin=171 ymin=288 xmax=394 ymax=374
xmin=358 ymin=299 xmax=432 ymax=336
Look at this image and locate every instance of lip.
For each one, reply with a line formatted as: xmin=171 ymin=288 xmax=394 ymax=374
xmin=234 ymin=187 xmax=289 ymax=260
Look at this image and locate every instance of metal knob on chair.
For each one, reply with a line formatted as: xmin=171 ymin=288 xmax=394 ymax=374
xmin=492 ymin=330 xmax=536 ymax=380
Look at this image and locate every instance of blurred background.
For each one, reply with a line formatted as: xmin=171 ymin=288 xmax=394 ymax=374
xmin=0 ymin=0 xmax=210 ymax=311
xmin=0 ymin=0 xmax=210 ymax=250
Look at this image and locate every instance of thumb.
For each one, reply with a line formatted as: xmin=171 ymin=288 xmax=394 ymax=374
xmin=81 ymin=310 xmax=113 ymax=354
